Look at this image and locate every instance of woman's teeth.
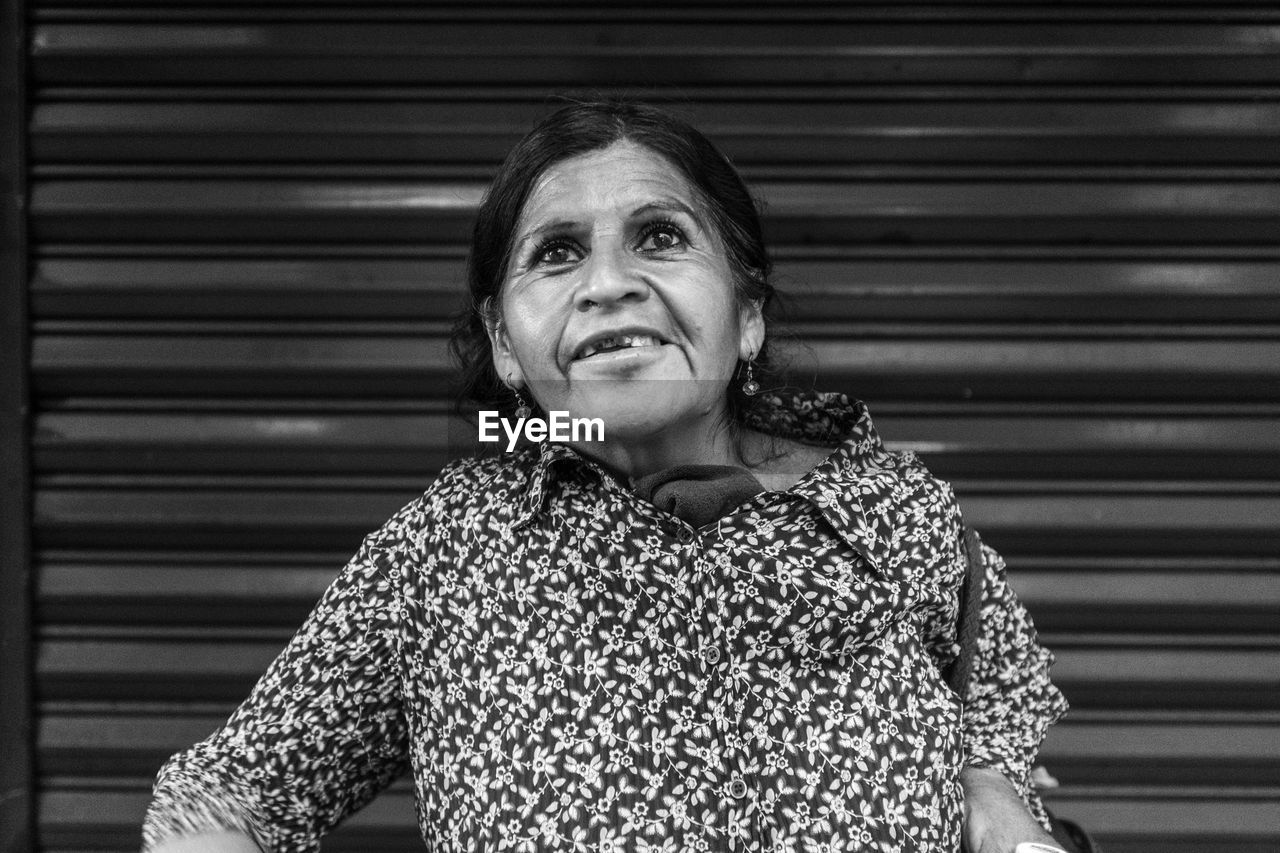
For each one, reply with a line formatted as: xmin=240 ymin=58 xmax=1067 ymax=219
xmin=578 ymin=334 xmax=661 ymax=359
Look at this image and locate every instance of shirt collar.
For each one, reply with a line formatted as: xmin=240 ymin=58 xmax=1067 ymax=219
xmin=510 ymin=441 xmax=585 ymax=529
xmin=741 ymin=390 xmax=903 ymax=576
xmin=509 ymin=390 xmax=909 ymax=576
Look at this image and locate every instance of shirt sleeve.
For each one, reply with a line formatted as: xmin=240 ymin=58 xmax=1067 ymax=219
xmin=141 ymin=530 xmax=412 ymax=853
xmin=956 ymin=533 xmax=1070 ymax=827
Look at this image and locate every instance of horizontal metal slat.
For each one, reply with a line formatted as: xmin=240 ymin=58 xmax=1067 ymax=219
xmin=38 ymin=787 xmax=419 ymax=853
xmin=29 ymin=22 xmax=1280 ymax=86
xmin=37 ymin=562 xmax=334 ymax=627
xmin=32 ymin=411 xmax=455 ymax=474
xmin=31 ymin=334 xmax=449 ymax=398
xmin=1034 ymin=792 xmax=1280 ymax=851
xmin=33 ymin=487 xmax=420 ymax=549
xmin=40 ymin=714 xmax=223 ymax=777
xmin=30 ymin=487 xmax=1280 ymax=553
xmin=36 ymin=716 xmax=423 ymax=783
xmin=1040 ymin=720 xmax=1280 ymax=786
xmin=29 ymin=334 xmax=1280 ymax=400
xmin=34 ymin=787 xmax=1280 ymax=853
xmin=34 ymin=165 xmax=1280 ymax=184
xmin=37 ymin=637 xmax=287 ymax=702
xmin=1009 ymin=570 xmax=1280 ymax=634
xmin=31 ymin=257 xmax=464 ymax=319
xmin=33 ymin=83 xmax=1280 ymax=107
xmin=30 ymin=179 xmax=1280 ymax=244
xmin=32 ymin=179 xmax=481 ymax=244
xmin=776 ymin=259 xmax=1280 ymax=322
xmin=959 ymin=493 xmax=1280 ymax=557
xmin=30 ymin=258 xmax=1280 ymax=322
xmin=35 ymin=711 xmax=1280 ymax=786
xmin=36 ymin=558 xmax=1280 ymax=634
xmin=32 ymin=412 xmax=462 ymax=476
xmin=33 ymin=633 xmax=1280 ymax=707
xmin=1012 ymin=570 xmax=1280 ymax=609
xmin=883 ymin=413 xmax=1280 ymax=480
xmin=801 ymin=338 xmax=1280 ymax=402
xmin=28 ymin=2 xmax=1280 ymax=22
xmin=29 ymin=99 xmax=1280 ymax=165
xmin=30 ymin=410 xmax=1280 ymax=479
xmin=1038 ymin=644 xmax=1280 ymax=711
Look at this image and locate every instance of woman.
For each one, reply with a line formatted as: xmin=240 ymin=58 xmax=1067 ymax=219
xmin=143 ymin=101 xmax=1069 ymax=853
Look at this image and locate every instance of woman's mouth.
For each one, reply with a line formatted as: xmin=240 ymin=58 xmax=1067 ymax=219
xmin=574 ymin=333 xmax=665 ymax=362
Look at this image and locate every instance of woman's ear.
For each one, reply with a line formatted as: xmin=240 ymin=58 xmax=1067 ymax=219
xmin=483 ymin=306 xmax=525 ymax=388
xmin=737 ymin=298 xmax=766 ymax=362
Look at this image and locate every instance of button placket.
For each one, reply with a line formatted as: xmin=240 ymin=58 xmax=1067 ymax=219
xmin=681 ymin=528 xmax=747 ymax=841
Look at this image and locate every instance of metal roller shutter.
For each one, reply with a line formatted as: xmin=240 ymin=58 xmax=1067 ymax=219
xmin=12 ymin=2 xmax=1280 ymax=851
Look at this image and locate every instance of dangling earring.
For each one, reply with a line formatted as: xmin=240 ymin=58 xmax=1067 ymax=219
xmin=508 ymin=375 xmax=532 ymax=420
xmin=514 ymin=390 xmax=532 ymax=421
xmin=742 ymin=357 xmax=760 ymax=396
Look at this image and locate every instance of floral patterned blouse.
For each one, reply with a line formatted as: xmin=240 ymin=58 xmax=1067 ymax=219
xmin=143 ymin=391 xmax=1068 ymax=853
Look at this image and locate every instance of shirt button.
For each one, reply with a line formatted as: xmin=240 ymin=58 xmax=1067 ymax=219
xmin=703 ymin=645 xmax=721 ymax=665
xmin=729 ymin=777 xmax=748 ymax=799
xmin=677 ymin=527 xmax=695 ymax=544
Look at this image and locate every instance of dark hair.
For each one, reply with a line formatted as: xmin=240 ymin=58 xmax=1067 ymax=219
xmin=450 ymin=99 xmax=777 ymax=419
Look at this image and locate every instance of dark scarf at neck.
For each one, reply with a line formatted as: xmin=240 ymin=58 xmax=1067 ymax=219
xmin=632 ymin=464 xmax=765 ymax=529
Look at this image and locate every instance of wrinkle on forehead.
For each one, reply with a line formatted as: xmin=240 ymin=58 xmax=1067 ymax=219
xmin=514 ymin=142 xmax=709 ymax=243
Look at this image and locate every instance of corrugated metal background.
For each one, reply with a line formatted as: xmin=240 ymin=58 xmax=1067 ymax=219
xmin=19 ymin=2 xmax=1280 ymax=851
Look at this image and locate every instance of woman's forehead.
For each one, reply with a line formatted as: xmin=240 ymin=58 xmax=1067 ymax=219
xmin=518 ymin=141 xmax=701 ymax=229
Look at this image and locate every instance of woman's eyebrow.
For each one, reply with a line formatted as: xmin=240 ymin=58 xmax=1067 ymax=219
xmin=514 ymin=218 xmax=581 ymax=251
xmin=630 ymin=199 xmax=701 ymax=223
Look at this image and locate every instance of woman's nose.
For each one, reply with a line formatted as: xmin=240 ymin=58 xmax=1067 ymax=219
xmin=574 ymin=246 xmax=649 ymax=310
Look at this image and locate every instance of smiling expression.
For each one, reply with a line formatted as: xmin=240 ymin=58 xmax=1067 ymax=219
xmin=486 ymin=141 xmax=764 ymax=443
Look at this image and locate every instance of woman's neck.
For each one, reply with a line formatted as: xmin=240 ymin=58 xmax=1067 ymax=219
xmin=567 ymin=414 xmax=830 ymax=493
xmin=568 ymin=410 xmax=744 ymax=485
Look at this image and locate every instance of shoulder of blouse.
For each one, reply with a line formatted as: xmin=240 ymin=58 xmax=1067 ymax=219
xmin=358 ymin=447 xmax=548 ymax=555
xmin=756 ymin=422 xmax=964 ymax=581
xmin=887 ymin=448 xmax=966 ymax=550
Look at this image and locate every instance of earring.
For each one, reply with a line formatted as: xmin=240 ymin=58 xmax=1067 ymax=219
xmin=742 ymin=357 xmax=760 ymax=396
xmin=508 ymin=375 xmax=532 ymax=420
xmin=514 ymin=391 xmax=532 ymax=421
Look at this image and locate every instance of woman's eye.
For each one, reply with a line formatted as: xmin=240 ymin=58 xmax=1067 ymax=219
xmin=533 ymin=241 xmax=580 ymax=267
xmin=638 ymin=222 xmax=687 ymax=253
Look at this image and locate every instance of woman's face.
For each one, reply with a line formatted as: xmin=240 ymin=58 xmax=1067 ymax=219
xmin=487 ymin=140 xmax=764 ymax=443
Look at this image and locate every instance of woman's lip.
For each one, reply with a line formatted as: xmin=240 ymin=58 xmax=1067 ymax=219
xmin=573 ymin=332 xmax=667 ymax=362
xmin=569 ymin=342 xmax=670 ymax=369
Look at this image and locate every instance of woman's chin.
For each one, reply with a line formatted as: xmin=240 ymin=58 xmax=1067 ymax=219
xmin=566 ymin=383 xmax=723 ymax=446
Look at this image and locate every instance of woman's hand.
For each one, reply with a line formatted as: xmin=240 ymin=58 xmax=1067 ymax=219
xmin=960 ymin=766 xmax=1061 ymax=853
